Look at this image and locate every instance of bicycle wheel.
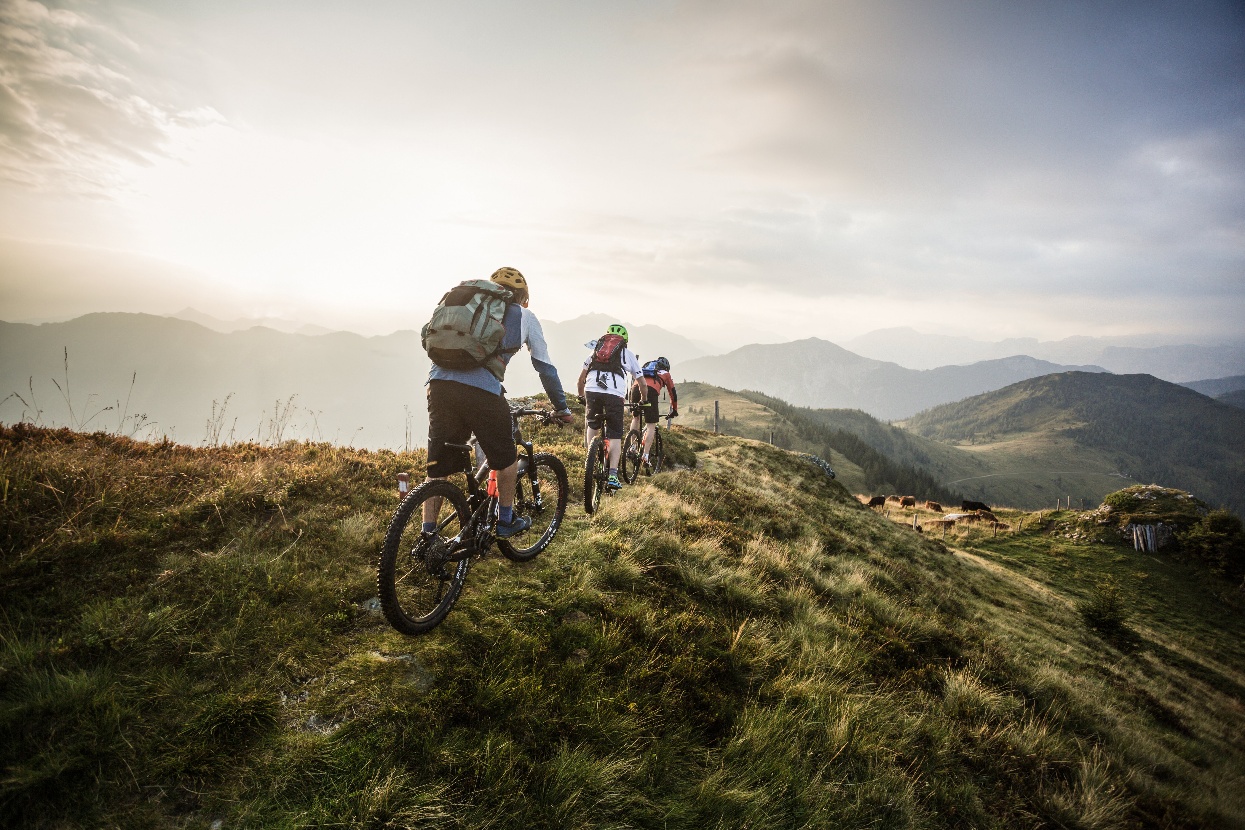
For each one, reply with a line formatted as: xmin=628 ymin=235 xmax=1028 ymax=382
xmin=620 ymin=429 xmax=643 ymax=484
xmin=650 ymin=429 xmax=665 ymax=475
xmin=378 ymin=479 xmax=471 ymax=635
xmin=500 ymin=452 xmax=569 ymax=562
xmin=583 ymin=436 xmax=606 ymax=515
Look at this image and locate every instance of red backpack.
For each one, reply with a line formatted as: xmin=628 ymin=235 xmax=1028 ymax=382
xmin=589 ymin=333 xmax=626 ymax=376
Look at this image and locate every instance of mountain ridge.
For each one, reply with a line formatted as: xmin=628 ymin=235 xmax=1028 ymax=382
xmin=679 ymin=338 xmax=1106 ymax=420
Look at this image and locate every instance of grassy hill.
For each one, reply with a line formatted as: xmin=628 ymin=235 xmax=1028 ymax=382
xmin=3 ymin=417 xmax=1245 ymax=828
xmin=676 ymin=382 xmax=968 ymax=502
xmin=904 ymin=372 xmax=1245 ymax=516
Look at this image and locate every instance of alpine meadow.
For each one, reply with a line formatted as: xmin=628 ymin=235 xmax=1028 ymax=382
xmin=3 ymin=394 xmax=1244 ymax=828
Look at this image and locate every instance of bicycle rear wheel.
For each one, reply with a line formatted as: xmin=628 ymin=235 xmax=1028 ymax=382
xmin=378 ymin=479 xmax=471 ymax=635
xmin=650 ymin=429 xmax=665 ymax=475
xmin=620 ymin=430 xmax=643 ymax=484
xmin=500 ymin=452 xmax=569 ymax=562
xmin=583 ymin=436 xmax=606 ymax=514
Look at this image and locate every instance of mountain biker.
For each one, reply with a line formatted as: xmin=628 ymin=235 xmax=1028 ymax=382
xmin=629 ymin=355 xmax=679 ymax=467
xmin=423 ymin=267 xmax=573 ymax=538
xmin=576 ymin=323 xmax=642 ymax=491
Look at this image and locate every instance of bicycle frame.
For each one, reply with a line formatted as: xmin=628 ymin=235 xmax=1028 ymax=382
xmin=435 ymin=407 xmax=552 ymax=559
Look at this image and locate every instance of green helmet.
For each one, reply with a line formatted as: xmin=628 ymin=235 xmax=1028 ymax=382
xmin=607 ymin=323 xmax=628 ymax=342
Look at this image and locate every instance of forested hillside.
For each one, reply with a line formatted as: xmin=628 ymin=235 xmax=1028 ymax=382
xmin=3 ymin=416 xmax=1244 ymax=828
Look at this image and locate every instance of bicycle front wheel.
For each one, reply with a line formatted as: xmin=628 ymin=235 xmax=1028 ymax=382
xmin=500 ymin=452 xmax=569 ymax=562
xmin=583 ymin=436 xmax=606 ymax=514
xmin=620 ymin=430 xmax=643 ymax=484
xmin=650 ymin=429 xmax=665 ymax=475
xmin=378 ymin=479 xmax=471 ymax=635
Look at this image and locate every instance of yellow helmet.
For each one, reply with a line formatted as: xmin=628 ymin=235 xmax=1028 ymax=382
xmin=489 ymin=267 xmax=529 ymax=304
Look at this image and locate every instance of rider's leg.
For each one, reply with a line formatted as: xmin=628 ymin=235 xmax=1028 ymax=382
xmin=496 ymin=460 xmax=518 ymax=510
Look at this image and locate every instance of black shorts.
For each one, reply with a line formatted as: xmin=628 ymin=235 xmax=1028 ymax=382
xmin=628 ymin=384 xmax=660 ymax=424
xmin=426 ymin=380 xmax=517 ymax=477
xmin=585 ymin=391 xmax=625 ymax=439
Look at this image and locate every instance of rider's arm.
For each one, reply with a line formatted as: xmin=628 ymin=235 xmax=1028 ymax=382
xmin=623 ymin=348 xmax=643 ymax=384
xmin=499 ymin=304 xmax=523 ymax=362
xmin=520 ymin=308 xmax=570 ymax=412
xmin=663 ymin=372 xmax=678 ymax=412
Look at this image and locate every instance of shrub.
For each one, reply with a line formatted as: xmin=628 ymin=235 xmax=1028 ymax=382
xmin=1077 ymin=577 xmax=1130 ymax=633
xmin=1181 ymin=509 xmax=1245 ymax=580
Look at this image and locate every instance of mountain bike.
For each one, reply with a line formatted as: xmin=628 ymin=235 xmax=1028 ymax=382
xmin=621 ymin=407 xmax=676 ymax=484
xmin=378 ymin=407 xmax=569 ymax=635
xmin=582 ymin=432 xmax=617 ymax=515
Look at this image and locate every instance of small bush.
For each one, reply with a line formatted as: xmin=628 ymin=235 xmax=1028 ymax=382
xmin=1077 ymin=577 xmax=1130 ymax=633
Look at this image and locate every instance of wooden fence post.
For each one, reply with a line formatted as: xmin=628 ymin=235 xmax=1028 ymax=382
xmin=714 ymin=401 xmax=719 ymax=434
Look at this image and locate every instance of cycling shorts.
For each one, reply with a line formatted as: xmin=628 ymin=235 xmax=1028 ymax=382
xmin=585 ymin=391 xmax=625 ymax=439
xmin=426 ymin=380 xmax=518 ymax=477
xmin=628 ymin=384 xmax=661 ymax=424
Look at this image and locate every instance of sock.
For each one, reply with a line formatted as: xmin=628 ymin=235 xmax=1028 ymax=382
xmin=422 ymin=522 xmax=436 ymax=533
xmin=499 ymin=505 xmax=514 ymax=524
xmin=609 ymin=468 xmax=618 ymax=477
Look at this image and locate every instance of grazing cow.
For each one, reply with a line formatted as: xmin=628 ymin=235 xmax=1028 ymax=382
xmin=925 ymin=501 xmax=943 ymax=512
xmin=867 ymin=496 xmax=886 ymax=507
xmin=962 ymin=500 xmax=991 ymax=512
xmin=900 ymin=496 xmax=916 ymax=507
xmin=977 ymin=511 xmax=998 ymax=523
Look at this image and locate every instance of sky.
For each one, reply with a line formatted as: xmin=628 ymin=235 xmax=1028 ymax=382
xmin=1 ymin=0 xmax=1243 ymax=346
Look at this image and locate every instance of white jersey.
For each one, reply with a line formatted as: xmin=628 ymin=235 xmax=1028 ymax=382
xmin=583 ymin=345 xmax=641 ymax=397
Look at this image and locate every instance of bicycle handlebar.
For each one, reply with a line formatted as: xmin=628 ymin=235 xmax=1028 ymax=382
xmin=511 ymin=407 xmax=557 ymax=423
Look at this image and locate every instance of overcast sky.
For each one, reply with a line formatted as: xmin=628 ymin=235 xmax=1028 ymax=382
xmin=1 ymin=0 xmax=1242 ymax=345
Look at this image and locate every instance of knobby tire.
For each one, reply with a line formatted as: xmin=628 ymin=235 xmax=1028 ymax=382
xmin=583 ymin=436 xmax=606 ymax=514
xmin=621 ymin=430 xmax=643 ymax=484
xmin=378 ymin=479 xmax=471 ymax=635
xmin=650 ymin=430 xmax=665 ymax=475
xmin=499 ymin=452 xmax=569 ymax=562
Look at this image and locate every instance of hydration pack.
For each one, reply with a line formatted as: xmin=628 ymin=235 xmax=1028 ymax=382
xmin=421 ymin=280 xmax=514 ymax=381
xmin=641 ymin=360 xmax=660 ymax=379
xmin=589 ymin=333 xmax=626 ymax=377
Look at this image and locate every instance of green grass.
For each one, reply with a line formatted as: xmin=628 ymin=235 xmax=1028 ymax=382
xmin=3 ymin=415 xmax=1244 ymax=828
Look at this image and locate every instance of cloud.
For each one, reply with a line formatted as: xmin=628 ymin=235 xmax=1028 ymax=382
xmin=0 ymin=0 xmax=218 ymax=193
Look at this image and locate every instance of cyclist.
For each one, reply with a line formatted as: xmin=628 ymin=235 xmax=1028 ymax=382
xmin=576 ymin=323 xmax=642 ymax=491
xmin=629 ymin=355 xmax=679 ymax=467
xmin=423 ymin=267 xmax=573 ymax=538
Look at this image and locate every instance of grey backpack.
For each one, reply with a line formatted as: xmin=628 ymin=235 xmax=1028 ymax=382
xmin=421 ymin=280 xmax=514 ymax=380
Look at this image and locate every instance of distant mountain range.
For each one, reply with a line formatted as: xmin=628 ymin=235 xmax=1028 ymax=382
xmin=0 ymin=312 xmax=710 ymax=449
xmin=678 ymin=338 xmax=1108 ymax=420
xmin=841 ymin=326 xmax=1245 ymax=382
xmin=679 ymin=372 xmax=1245 ymax=516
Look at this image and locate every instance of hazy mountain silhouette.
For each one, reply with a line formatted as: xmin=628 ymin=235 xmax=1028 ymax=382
xmin=0 ymin=312 xmax=707 ymax=449
xmin=678 ymin=338 xmax=1106 ymax=420
xmin=1182 ymin=375 xmax=1245 ymax=398
xmin=842 ymin=326 xmax=1245 ymax=381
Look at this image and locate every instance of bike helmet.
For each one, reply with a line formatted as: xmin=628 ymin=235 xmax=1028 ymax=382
xmin=489 ymin=267 xmax=529 ymax=304
xmin=655 ymin=356 xmax=670 ymax=372
xmin=607 ymin=323 xmax=628 ymax=342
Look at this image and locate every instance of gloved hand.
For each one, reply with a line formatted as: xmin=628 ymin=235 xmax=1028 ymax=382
xmin=670 ymin=408 xmax=679 ymax=417
xmin=576 ymin=395 xmax=585 ymax=406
